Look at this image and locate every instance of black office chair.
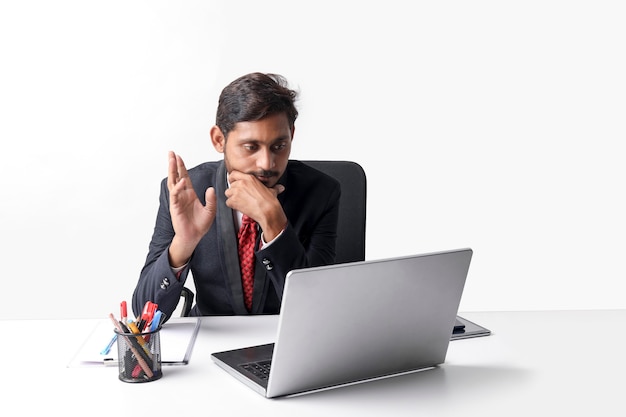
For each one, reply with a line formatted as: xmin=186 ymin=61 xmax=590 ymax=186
xmin=302 ymin=160 xmax=367 ymax=264
xmin=177 ymin=160 xmax=367 ymax=317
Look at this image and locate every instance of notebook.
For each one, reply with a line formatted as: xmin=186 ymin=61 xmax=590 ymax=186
xmin=211 ymin=248 xmax=474 ymax=398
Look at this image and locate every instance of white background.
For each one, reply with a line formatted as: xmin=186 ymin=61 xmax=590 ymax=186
xmin=1 ymin=1 xmax=624 ymax=319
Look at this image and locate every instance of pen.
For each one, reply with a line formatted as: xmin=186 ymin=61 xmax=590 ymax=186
xmin=149 ymin=310 xmax=163 ymax=332
xmin=101 ymin=301 xmax=128 ymax=355
xmin=100 ymin=333 xmax=117 ymax=355
xmin=120 ymin=301 xmax=127 ymax=324
xmin=144 ymin=310 xmax=163 ymax=343
xmin=108 ymin=313 xmax=154 ymax=378
xmin=119 ymin=320 xmax=154 ymax=366
xmin=127 ymin=321 xmax=151 ymax=356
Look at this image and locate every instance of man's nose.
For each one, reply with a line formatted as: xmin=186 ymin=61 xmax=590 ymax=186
xmin=256 ymin=148 xmax=275 ymax=171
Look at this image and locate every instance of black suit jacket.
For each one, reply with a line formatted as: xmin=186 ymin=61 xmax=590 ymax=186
xmin=132 ymin=160 xmax=340 ymax=320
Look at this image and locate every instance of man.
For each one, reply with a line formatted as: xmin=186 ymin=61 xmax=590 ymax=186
xmin=132 ymin=72 xmax=340 ymax=321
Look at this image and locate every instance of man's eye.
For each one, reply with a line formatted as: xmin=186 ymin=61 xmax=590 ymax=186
xmin=244 ymin=144 xmax=257 ymax=151
xmin=273 ymin=143 xmax=287 ymax=151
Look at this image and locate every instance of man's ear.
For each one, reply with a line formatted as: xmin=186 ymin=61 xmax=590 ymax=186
xmin=210 ymin=125 xmax=226 ymax=153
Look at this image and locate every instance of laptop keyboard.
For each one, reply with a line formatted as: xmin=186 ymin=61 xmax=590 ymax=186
xmin=241 ymin=360 xmax=272 ymax=380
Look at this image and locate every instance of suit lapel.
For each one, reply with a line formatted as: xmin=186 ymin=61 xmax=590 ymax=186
xmin=215 ymin=162 xmax=249 ymax=314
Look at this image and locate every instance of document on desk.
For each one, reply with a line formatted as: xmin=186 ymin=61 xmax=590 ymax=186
xmin=67 ymin=317 xmax=201 ymax=367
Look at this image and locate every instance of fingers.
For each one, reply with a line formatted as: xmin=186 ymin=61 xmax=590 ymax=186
xmin=273 ymin=184 xmax=285 ymax=195
xmin=204 ymin=186 xmax=217 ymax=216
xmin=225 ymin=171 xmax=285 ymax=218
xmin=167 ymin=151 xmax=190 ymax=190
xmin=176 ymin=154 xmax=190 ymax=178
xmin=169 ymin=177 xmax=189 ymax=205
xmin=167 ymin=151 xmax=177 ymax=189
xmin=226 ymin=170 xmax=246 ymax=183
xmin=228 ymin=170 xmax=285 ymax=194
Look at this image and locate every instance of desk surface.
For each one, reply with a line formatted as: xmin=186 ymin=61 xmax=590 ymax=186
xmin=2 ymin=310 xmax=624 ymax=416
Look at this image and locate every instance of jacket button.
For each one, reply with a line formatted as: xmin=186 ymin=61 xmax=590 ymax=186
xmin=262 ymin=258 xmax=273 ymax=270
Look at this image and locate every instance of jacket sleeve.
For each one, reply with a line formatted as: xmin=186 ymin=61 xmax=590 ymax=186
xmin=256 ymin=178 xmax=341 ymax=300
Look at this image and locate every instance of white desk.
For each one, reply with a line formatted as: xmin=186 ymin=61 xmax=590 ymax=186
xmin=2 ymin=310 xmax=624 ymax=416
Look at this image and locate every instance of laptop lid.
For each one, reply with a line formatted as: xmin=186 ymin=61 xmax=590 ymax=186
xmin=211 ymin=248 xmax=473 ymax=398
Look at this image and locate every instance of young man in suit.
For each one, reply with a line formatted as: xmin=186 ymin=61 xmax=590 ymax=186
xmin=132 ymin=72 xmax=340 ymax=321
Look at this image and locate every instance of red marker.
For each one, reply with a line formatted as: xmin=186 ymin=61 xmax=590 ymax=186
xmin=138 ymin=301 xmax=158 ymax=331
xmin=120 ymin=301 xmax=128 ymax=324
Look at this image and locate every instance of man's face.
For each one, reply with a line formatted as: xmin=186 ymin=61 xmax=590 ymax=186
xmin=212 ymin=112 xmax=293 ymax=188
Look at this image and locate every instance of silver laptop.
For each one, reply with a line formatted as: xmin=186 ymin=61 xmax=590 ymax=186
xmin=211 ymin=248 xmax=473 ymax=398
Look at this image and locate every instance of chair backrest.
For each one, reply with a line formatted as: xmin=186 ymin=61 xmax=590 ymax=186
xmin=302 ymin=160 xmax=367 ymax=264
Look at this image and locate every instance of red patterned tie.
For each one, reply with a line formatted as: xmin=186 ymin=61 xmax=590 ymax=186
xmin=238 ymin=214 xmax=257 ymax=311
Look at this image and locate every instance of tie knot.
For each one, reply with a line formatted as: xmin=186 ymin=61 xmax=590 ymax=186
xmin=242 ymin=214 xmax=255 ymax=226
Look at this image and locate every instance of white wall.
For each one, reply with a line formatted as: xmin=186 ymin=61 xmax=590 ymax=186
xmin=1 ymin=0 xmax=624 ymax=319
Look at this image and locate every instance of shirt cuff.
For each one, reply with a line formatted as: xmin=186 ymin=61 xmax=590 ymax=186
xmin=171 ymin=263 xmax=187 ymax=280
xmin=260 ymin=228 xmax=285 ymax=249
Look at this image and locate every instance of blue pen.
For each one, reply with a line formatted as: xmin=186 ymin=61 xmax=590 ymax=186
xmin=100 ymin=333 xmax=117 ymax=355
xmin=149 ymin=310 xmax=163 ymax=332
